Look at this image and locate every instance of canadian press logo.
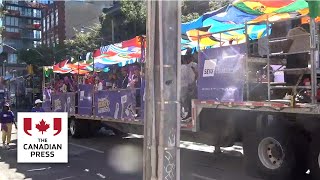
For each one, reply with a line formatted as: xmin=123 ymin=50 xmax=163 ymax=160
xmin=17 ymin=112 xmax=68 ymax=163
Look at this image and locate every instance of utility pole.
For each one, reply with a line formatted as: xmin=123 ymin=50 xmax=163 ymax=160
xmin=144 ymin=1 xmax=181 ymax=180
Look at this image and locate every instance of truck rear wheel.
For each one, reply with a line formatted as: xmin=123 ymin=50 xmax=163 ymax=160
xmin=244 ymin=123 xmax=297 ymax=179
xmin=69 ymin=119 xmax=88 ymax=138
xmin=310 ymin=132 xmax=320 ymax=180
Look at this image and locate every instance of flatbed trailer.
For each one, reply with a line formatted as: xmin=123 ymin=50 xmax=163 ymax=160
xmin=44 ymin=15 xmax=320 ymax=179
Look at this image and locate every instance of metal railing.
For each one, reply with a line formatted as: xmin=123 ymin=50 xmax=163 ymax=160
xmin=193 ymin=14 xmax=319 ymax=105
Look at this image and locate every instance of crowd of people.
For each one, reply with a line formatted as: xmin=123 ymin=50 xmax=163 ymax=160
xmin=49 ymin=64 xmax=143 ymax=93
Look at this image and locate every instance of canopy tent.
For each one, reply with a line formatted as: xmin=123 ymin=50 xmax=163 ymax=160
xmin=51 ymin=0 xmax=320 ymax=75
xmin=181 ymin=0 xmax=314 ymax=50
xmin=232 ymin=0 xmax=308 ymax=15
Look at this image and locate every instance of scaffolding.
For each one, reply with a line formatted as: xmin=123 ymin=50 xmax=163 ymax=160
xmin=246 ymin=15 xmax=319 ymax=105
xmin=188 ymin=14 xmax=319 ymax=106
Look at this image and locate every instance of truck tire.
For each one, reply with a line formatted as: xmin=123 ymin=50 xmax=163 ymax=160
xmin=69 ymin=119 xmax=88 ymax=138
xmin=244 ymin=124 xmax=297 ymax=180
xmin=309 ymin=132 xmax=320 ymax=180
xmin=243 ymin=131 xmax=260 ymax=178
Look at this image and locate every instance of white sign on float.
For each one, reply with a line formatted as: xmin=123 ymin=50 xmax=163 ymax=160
xmin=17 ymin=112 xmax=68 ymax=163
xmin=203 ymin=59 xmax=217 ymax=77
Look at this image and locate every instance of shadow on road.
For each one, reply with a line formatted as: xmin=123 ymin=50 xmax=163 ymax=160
xmin=0 ymin=129 xmax=312 ymax=180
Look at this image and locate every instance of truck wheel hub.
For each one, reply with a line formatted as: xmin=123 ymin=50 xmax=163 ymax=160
xmin=269 ymin=144 xmax=283 ymax=160
xmin=70 ymin=120 xmax=75 ymax=135
xmin=258 ymin=137 xmax=284 ymax=170
xmin=318 ymin=152 xmax=320 ymax=169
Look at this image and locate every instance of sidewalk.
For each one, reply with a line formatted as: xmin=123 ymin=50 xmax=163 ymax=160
xmin=0 ymin=127 xmax=28 ymax=180
xmin=0 ymin=160 xmax=26 ymax=180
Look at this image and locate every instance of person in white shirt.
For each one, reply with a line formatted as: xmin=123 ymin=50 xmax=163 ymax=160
xmin=180 ymin=53 xmax=198 ymax=120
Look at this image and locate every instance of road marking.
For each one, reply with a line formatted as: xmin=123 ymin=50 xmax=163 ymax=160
xmin=56 ymin=176 xmax=75 ymax=180
xmin=27 ymin=167 xmax=51 ymax=172
xmin=69 ymin=143 xmax=104 ymax=154
xmin=192 ymin=173 xmax=217 ymax=180
xmin=96 ymin=173 xmax=106 ymax=179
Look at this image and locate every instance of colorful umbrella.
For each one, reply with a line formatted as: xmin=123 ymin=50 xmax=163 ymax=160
xmin=233 ymin=0 xmax=308 ymax=15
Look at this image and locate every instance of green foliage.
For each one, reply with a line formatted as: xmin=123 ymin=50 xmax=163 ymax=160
xmin=120 ymin=0 xmax=146 ymax=23
xmin=181 ymin=0 xmax=230 ymax=23
xmin=182 ymin=12 xmax=200 ymax=23
xmin=64 ymin=23 xmax=102 ymax=58
xmin=100 ymin=0 xmax=231 ymax=39
xmin=17 ymin=44 xmax=67 ymax=67
xmin=209 ymin=0 xmax=230 ymax=11
xmin=0 ymin=3 xmax=7 ymax=36
xmin=100 ymin=1 xmax=146 ymax=44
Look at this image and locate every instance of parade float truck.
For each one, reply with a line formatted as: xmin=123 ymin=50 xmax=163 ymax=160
xmin=43 ymin=16 xmax=320 ymax=179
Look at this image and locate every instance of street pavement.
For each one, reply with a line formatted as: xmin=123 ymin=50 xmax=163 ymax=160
xmin=0 ymin=127 xmax=268 ymax=180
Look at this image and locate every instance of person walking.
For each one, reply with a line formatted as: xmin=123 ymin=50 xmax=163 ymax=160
xmin=31 ymin=99 xmax=45 ymax=112
xmin=0 ymin=103 xmax=16 ymax=149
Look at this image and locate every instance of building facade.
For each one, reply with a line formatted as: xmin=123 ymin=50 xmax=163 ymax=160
xmin=41 ymin=0 xmax=114 ymax=47
xmin=0 ymin=0 xmax=44 ymax=75
xmin=41 ymin=0 xmax=65 ymax=46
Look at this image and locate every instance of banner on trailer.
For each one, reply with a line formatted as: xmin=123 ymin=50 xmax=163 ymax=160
xmin=119 ymin=89 xmax=136 ymax=120
xmin=78 ymin=84 xmax=94 ymax=116
xmin=198 ymin=44 xmax=246 ymax=101
xmin=52 ymin=93 xmax=66 ymax=112
xmin=94 ymin=89 xmax=136 ymax=120
xmin=42 ymin=88 xmax=52 ymax=112
xmin=65 ymin=92 xmax=76 ymax=114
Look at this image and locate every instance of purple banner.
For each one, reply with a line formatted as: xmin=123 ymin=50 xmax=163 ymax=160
xmin=65 ymin=92 xmax=76 ymax=114
xmin=198 ymin=44 xmax=246 ymax=101
xmin=42 ymin=88 xmax=52 ymax=112
xmin=78 ymin=84 xmax=94 ymax=116
xmin=94 ymin=89 xmax=136 ymax=120
xmin=52 ymin=93 xmax=66 ymax=112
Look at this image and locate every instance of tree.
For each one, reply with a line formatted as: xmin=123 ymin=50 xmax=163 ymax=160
xmin=18 ymin=44 xmax=67 ymax=66
xmin=0 ymin=3 xmax=7 ymax=34
xmin=100 ymin=0 xmax=231 ymax=41
xmin=100 ymin=1 xmax=146 ymax=44
xmin=120 ymin=0 xmax=146 ymax=24
xmin=181 ymin=0 xmax=230 ymax=23
xmin=64 ymin=23 xmax=102 ymax=59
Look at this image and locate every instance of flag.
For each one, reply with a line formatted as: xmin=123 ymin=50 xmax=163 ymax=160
xmin=54 ymin=59 xmax=69 ymax=68
xmin=307 ymin=0 xmax=320 ymax=18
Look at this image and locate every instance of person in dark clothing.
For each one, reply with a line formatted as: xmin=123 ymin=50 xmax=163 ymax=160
xmin=117 ymin=68 xmax=129 ymax=89
xmin=0 ymin=103 xmax=16 ymax=149
xmin=132 ymin=68 xmax=142 ymax=89
xmin=131 ymin=68 xmax=142 ymax=110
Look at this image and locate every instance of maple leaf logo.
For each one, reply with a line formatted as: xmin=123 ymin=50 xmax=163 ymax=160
xmin=36 ymin=119 xmax=50 ymax=134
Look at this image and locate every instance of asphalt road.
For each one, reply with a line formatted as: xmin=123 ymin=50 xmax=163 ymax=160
xmin=0 ymin=128 xmax=264 ymax=180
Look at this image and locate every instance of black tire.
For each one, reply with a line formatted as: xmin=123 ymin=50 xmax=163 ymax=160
xmin=291 ymin=126 xmax=309 ymax=177
xmin=310 ymin=131 xmax=320 ymax=180
xmin=69 ymin=119 xmax=89 ymax=138
xmin=243 ymin=123 xmax=297 ymax=180
xmin=243 ymin=131 xmax=260 ymax=178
